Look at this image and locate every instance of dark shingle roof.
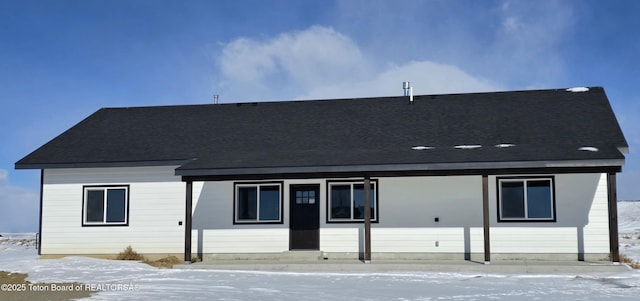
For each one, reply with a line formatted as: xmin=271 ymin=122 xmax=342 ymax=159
xmin=15 ymin=87 xmax=628 ymax=176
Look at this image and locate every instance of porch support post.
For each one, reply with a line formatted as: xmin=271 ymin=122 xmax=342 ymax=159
xmin=364 ymin=176 xmax=372 ymax=263
xmin=482 ymin=175 xmax=491 ymax=264
xmin=607 ymin=172 xmax=619 ymax=263
xmin=184 ymin=180 xmax=193 ymax=264
xmin=38 ymin=169 xmax=44 ymax=255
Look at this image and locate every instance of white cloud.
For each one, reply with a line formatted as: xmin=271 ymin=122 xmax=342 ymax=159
xmin=216 ymin=26 xmax=498 ymax=102
xmin=328 ymin=0 xmax=575 ymax=90
xmin=301 ymin=60 xmax=500 ymax=100
xmin=218 ymin=26 xmax=372 ymax=101
xmin=489 ymin=1 xmax=574 ymax=85
xmin=0 ymin=169 xmax=7 ymax=183
xmin=502 ymin=16 xmax=521 ymax=32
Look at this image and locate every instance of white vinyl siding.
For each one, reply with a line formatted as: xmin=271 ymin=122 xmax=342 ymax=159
xmin=319 ymin=228 xmax=359 ymax=253
xmin=578 ymin=173 xmax=610 ymax=253
xmin=191 ymin=181 xmax=289 ymax=254
xmin=488 ymin=173 xmax=610 ymax=255
xmin=320 ymin=176 xmax=484 ymax=255
xmin=192 ymin=229 xmax=288 ymax=253
xmin=41 ymin=169 xmax=611 ymax=259
xmin=490 ymin=227 xmax=579 ymax=253
xmin=321 ymin=174 xmax=609 ymax=257
xmin=372 ymin=228 xmax=463 ymax=252
xmin=371 ymin=176 xmax=485 ymax=254
xmin=41 ymin=166 xmax=185 ymax=255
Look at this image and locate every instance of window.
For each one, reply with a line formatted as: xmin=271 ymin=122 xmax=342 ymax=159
xmin=234 ymin=182 xmax=283 ymax=223
xmin=498 ymin=177 xmax=555 ymax=222
xmin=83 ymin=186 xmax=129 ymax=226
xmin=295 ymin=190 xmax=316 ymax=204
xmin=327 ymin=180 xmax=378 ymax=222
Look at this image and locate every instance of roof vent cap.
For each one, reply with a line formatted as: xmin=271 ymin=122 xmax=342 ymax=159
xmin=403 ymin=82 xmax=414 ymax=102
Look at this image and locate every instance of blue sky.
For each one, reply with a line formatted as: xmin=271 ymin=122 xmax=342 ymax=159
xmin=1 ymin=0 xmax=639 ymax=232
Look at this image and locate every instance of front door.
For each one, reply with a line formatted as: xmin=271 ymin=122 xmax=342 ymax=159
xmin=289 ymin=184 xmax=320 ymax=250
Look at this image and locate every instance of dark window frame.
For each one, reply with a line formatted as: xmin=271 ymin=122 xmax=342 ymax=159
xmin=326 ymin=179 xmax=379 ymax=223
xmin=82 ymin=185 xmax=130 ymax=227
xmin=496 ymin=176 xmax=557 ymax=223
xmin=233 ymin=181 xmax=284 ymax=224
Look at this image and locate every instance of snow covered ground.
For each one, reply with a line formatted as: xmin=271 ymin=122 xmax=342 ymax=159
xmin=1 ymin=202 xmax=640 ymax=300
xmin=618 ymin=201 xmax=640 ymax=262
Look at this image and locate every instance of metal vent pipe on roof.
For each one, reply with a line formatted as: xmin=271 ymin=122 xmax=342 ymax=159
xmin=402 ymin=81 xmax=414 ymax=102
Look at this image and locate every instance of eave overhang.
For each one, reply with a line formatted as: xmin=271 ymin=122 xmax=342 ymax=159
xmin=16 ymin=158 xmax=625 ymax=181
xmin=175 ymin=158 xmax=625 ymax=179
xmin=14 ymin=159 xmax=191 ymax=170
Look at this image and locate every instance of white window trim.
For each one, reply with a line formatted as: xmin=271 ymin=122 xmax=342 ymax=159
xmin=327 ymin=181 xmax=378 ymax=222
xmin=82 ymin=186 xmax=129 ymax=226
xmin=234 ymin=182 xmax=283 ymax=224
xmin=498 ymin=177 xmax=555 ymax=222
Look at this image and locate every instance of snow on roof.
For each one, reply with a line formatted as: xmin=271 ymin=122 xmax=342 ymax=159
xmin=578 ymin=146 xmax=599 ymax=152
xmin=454 ymin=145 xmax=482 ymax=149
xmin=566 ymin=87 xmax=590 ymax=92
xmin=411 ymin=146 xmax=435 ymax=150
xmin=495 ymin=143 xmax=515 ymax=148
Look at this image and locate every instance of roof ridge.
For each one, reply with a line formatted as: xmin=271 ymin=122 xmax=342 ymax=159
xmin=97 ymin=87 xmax=605 ymax=110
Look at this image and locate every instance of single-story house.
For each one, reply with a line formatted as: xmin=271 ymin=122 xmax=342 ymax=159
xmin=15 ymin=87 xmax=628 ymax=263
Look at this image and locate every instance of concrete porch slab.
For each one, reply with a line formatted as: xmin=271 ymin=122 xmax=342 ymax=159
xmin=174 ymin=260 xmax=633 ymax=274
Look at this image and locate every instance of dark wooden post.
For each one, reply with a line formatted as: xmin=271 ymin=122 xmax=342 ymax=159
xmin=38 ymin=170 xmax=44 ymax=255
xmin=364 ymin=176 xmax=372 ymax=263
xmin=185 ymin=180 xmax=193 ymax=263
xmin=482 ymin=175 xmax=491 ymax=264
xmin=607 ymin=173 xmax=619 ymax=263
